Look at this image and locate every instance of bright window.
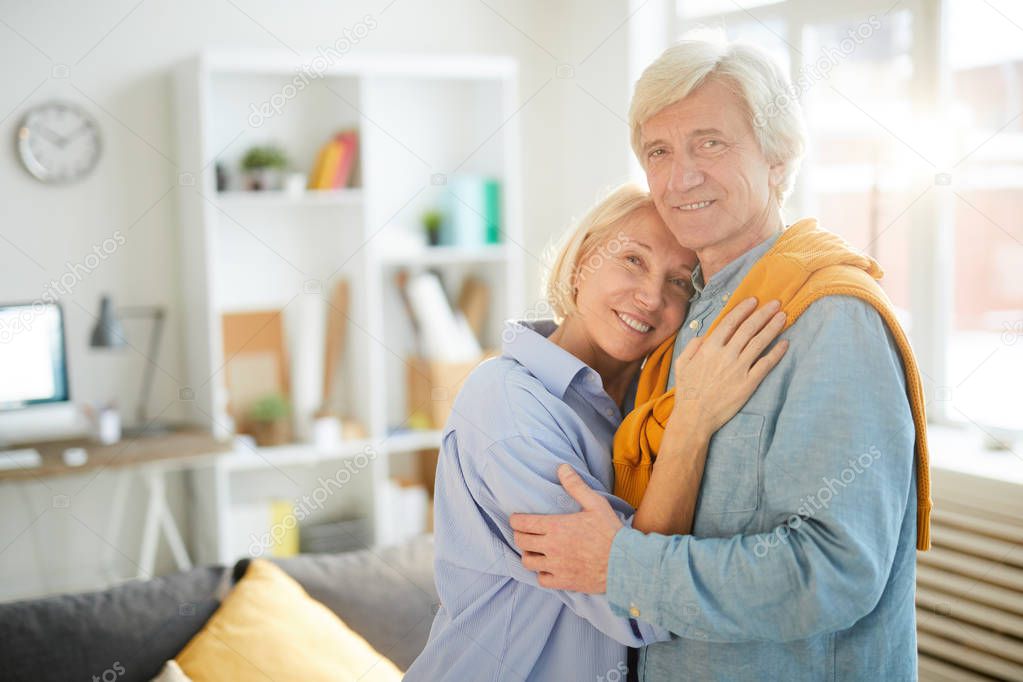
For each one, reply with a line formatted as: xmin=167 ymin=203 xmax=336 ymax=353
xmin=944 ymin=0 xmax=1023 ymax=432
xmin=659 ymin=0 xmax=1023 ymax=440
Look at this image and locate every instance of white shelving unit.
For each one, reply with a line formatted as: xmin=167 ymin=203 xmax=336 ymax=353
xmin=172 ymin=50 xmax=524 ymax=564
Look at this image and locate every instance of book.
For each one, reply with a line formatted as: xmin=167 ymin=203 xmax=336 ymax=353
xmin=306 ymin=130 xmax=360 ymax=191
xmin=313 ymin=138 xmax=343 ymax=190
xmin=332 ymin=130 xmax=359 ymax=188
xmin=307 ymin=140 xmax=331 ymax=190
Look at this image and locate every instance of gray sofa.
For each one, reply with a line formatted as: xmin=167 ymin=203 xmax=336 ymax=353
xmin=0 ymin=536 xmax=436 ymax=681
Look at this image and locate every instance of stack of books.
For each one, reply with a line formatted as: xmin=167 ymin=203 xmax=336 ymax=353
xmin=308 ymin=129 xmax=359 ymax=190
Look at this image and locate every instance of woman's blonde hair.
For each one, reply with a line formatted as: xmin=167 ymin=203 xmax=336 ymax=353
xmin=629 ymin=35 xmax=807 ymax=204
xmin=544 ymin=183 xmax=654 ymax=323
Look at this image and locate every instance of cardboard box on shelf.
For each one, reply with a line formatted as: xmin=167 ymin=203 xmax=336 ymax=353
xmin=405 ymin=351 xmax=496 ymax=431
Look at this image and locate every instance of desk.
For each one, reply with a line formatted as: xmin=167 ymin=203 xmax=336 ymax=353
xmin=0 ymin=428 xmax=231 ymax=580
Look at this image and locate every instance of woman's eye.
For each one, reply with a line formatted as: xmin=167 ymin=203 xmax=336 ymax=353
xmin=625 ymin=255 xmax=642 ymax=266
xmin=648 ymin=148 xmax=665 ymax=159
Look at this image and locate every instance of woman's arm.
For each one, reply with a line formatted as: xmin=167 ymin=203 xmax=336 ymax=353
xmin=632 ymin=298 xmax=789 ymax=535
xmin=631 ymin=410 xmax=711 ymax=535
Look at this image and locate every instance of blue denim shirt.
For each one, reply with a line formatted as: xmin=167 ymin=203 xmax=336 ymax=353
xmin=607 ymin=231 xmax=919 ymax=681
xmin=405 ymin=320 xmax=670 ymax=682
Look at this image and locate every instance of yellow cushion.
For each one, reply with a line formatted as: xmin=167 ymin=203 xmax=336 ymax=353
xmin=175 ymin=559 xmax=402 ymax=681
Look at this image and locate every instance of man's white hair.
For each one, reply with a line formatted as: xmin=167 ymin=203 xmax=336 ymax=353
xmin=629 ymin=35 xmax=807 ymax=204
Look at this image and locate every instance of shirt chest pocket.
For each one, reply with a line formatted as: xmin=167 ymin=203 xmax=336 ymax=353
xmin=696 ymin=412 xmax=765 ymax=516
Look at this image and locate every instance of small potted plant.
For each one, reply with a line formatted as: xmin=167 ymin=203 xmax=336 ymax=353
xmin=246 ymin=392 xmax=291 ymax=446
xmin=422 ymin=209 xmax=444 ymax=246
xmin=241 ymin=146 xmax=288 ymax=191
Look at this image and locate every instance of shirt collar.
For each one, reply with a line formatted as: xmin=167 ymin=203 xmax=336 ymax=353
xmin=501 ymin=319 xmax=591 ymax=399
xmin=691 ymin=230 xmax=783 ymax=300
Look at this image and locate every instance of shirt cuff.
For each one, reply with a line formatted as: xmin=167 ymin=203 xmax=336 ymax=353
xmin=607 ymin=526 xmax=668 ymax=624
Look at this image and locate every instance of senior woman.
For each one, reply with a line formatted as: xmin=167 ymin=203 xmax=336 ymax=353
xmin=404 ymin=184 xmax=788 ymax=681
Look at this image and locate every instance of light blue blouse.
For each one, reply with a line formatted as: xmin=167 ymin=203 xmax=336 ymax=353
xmin=404 ymin=319 xmax=669 ymax=682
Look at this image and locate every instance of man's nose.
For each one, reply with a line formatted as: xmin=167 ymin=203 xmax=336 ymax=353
xmin=667 ymin=156 xmax=704 ymax=194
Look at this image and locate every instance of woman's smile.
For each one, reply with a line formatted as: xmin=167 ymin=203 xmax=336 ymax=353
xmin=614 ymin=310 xmax=654 ymax=335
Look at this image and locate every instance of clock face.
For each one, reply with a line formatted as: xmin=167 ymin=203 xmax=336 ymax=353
xmin=17 ymin=101 xmax=102 ymax=184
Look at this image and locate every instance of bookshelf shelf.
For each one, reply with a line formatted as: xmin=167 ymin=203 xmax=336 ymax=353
xmin=214 ymin=189 xmax=363 ymax=208
xmin=382 ymin=429 xmax=443 ymax=453
xmin=376 ymin=244 xmax=508 ymax=267
xmin=219 ymin=438 xmax=374 ymax=473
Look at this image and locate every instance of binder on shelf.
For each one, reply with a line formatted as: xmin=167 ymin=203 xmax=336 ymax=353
xmin=484 ymin=180 xmax=501 ymax=244
xmin=441 ymin=176 xmax=501 ymax=246
xmin=269 ymin=499 xmax=299 ymax=557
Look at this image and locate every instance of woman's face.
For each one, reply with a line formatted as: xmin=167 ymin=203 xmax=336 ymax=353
xmin=572 ymin=206 xmax=698 ymax=363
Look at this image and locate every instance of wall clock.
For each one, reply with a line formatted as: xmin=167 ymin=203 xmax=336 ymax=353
xmin=17 ymin=101 xmax=102 ymax=184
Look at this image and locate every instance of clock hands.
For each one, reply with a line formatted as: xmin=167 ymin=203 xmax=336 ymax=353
xmin=32 ymin=122 xmax=93 ymax=150
xmin=62 ymin=121 xmax=93 ymax=147
xmin=33 ymin=125 xmax=65 ymax=148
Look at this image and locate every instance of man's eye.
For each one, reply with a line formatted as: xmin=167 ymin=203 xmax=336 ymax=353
xmin=701 ymin=139 xmax=721 ymax=149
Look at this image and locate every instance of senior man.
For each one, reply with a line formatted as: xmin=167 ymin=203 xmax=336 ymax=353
xmin=511 ymin=38 xmax=931 ymax=681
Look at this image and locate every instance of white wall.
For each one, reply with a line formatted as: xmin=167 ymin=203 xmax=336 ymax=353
xmin=0 ymin=0 xmax=642 ymax=599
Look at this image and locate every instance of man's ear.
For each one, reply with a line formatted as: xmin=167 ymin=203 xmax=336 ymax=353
xmin=768 ymin=161 xmax=786 ymax=189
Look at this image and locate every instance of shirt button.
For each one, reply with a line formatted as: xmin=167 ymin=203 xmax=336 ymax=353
xmin=588 ymin=374 xmax=600 ymax=385
xmin=688 ymin=319 xmax=700 ymax=331
xmin=605 ymin=408 xmax=615 ymax=418
xmin=721 ymin=292 xmax=730 ymax=302
xmin=629 ymin=604 xmax=641 ymax=618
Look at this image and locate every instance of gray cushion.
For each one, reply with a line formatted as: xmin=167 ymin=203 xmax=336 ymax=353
xmin=0 ymin=565 xmax=229 ymax=682
xmin=268 ymin=535 xmax=437 ymax=671
xmin=0 ymin=537 xmax=437 ymax=679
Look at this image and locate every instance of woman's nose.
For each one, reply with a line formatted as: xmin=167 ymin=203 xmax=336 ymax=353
xmin=634 ymin=278 xmax=663 ymax=311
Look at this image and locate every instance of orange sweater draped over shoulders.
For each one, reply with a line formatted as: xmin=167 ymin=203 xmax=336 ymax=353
xmin=611 ymin=218 xmax=932 ymax=551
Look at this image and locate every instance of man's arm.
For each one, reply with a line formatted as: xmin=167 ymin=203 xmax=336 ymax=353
xmin=514 ymin=298 xmax=916 ymax=642
xmin=463 ymin=394 xmax=670 ymax=646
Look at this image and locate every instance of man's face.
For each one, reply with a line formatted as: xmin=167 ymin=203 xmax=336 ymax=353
xmin=640 ymin=78 xmax=781 ymax=256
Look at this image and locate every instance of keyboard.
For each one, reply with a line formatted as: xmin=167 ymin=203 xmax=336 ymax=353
xmin=0 ymin=449 xmax=43 ymax=470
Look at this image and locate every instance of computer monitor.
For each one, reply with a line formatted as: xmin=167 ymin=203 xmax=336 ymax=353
xmin=0 ymin=302 xmax=70 ymax=409
xmin=0 ymin=302 xmax=84 ymax=446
